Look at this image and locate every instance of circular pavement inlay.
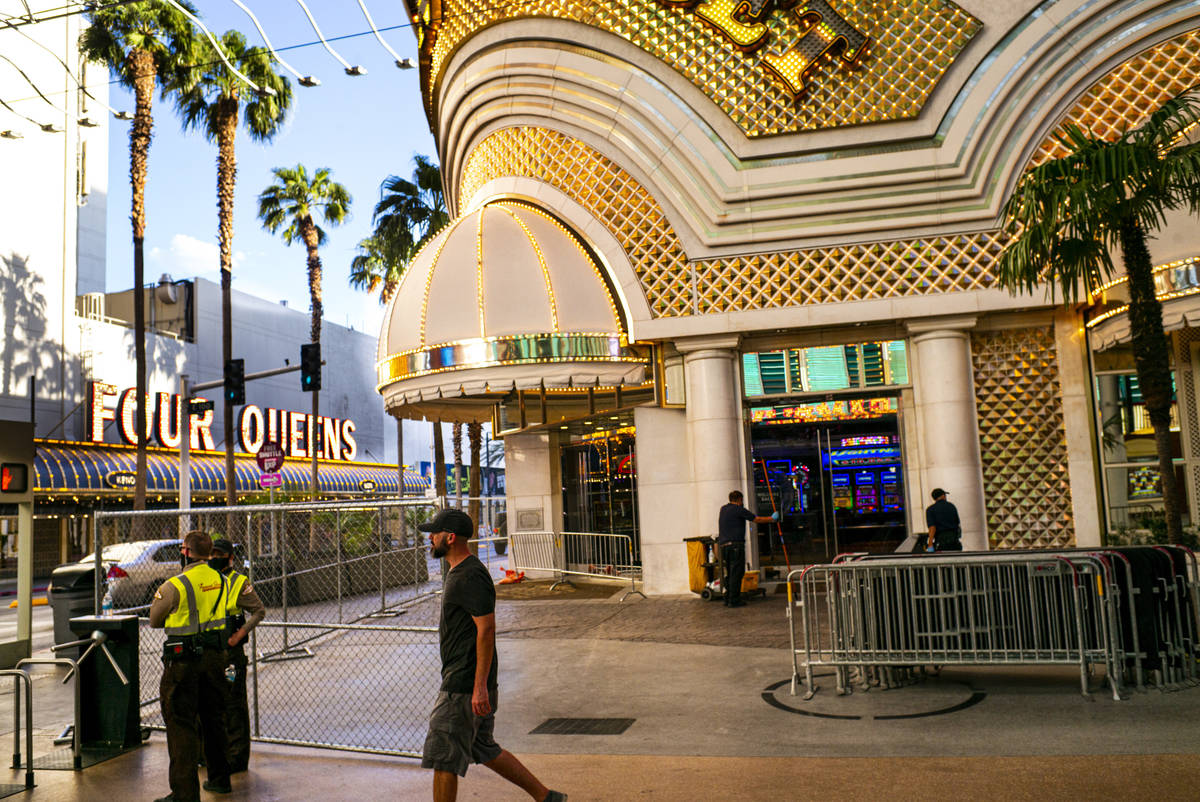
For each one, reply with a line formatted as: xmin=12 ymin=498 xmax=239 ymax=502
xmin=762 ymin=674 xmax=986 ymax=720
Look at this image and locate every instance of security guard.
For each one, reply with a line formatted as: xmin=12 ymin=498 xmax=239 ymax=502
xmin=149 ymin=530 xmax=232 ymax=801
xmin=209 ymin=538 xmax=265 ymax=774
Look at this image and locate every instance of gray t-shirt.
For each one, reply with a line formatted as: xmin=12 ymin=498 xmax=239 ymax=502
xmin=438 ymin=554 xmax=498 ymax=693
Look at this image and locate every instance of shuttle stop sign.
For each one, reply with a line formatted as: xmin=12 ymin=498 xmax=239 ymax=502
xmin=256 ymin=440 xmax=285 ymax=473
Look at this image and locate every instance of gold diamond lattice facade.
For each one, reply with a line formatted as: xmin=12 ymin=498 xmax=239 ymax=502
xmin=426 ymin=0 xmax=980 ymax=137
xmin=1031 ymin=29 xmax=1200 ymax=166
xmin=971 ymin=327 xmax=1074 ymax=549
xmin=461 ymin=127 xmax=1007 ymax=317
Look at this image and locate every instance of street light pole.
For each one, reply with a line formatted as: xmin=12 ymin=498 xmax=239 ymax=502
xmin=179 ymin=374 xmax=190 ymax=536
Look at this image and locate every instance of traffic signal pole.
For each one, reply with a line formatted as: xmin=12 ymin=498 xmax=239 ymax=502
xmin=179 ymin=362 xmax=315 ymax=525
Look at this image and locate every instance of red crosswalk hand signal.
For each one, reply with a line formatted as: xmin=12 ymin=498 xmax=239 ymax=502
xmin=1 ymin=463 xmax=28 ymax=493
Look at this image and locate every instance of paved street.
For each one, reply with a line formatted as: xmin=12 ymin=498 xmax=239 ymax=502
xmin=0 ymin=587 xmax=1197 ymax=799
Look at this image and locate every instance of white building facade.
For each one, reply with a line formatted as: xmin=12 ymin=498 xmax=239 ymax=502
xmin=376 ymin=0 xmax=1200 ymax=593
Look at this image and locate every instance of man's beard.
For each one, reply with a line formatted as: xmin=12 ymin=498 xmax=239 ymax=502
xmin=431 ymin=542 xmax=449 ymax=559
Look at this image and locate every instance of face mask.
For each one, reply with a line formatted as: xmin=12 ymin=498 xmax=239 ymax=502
xmin=208 ymin=555 xmax=231 ymax=572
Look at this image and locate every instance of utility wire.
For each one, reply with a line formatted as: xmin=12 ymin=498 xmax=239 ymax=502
xmin=164 ymin=0 xmax=274 ymax=95
xmin=0 ymin=17 xmax=131 ymax=118
xmin=0 ymin=0 xmax=528 ymax=106
xmin=292 ymin=0 xmax=365 ymax=75
xmin=228 ymin=0 xmax=318 ymax=86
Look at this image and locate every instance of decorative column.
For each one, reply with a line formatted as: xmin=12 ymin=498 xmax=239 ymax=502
xmin=676 ymin=335 xmax=745 ymax=542
xmin=907 ymin=317 xmax=988 ymax=550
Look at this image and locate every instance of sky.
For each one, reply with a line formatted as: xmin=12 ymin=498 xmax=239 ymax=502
xmin=102 ymin=0 xmax=437 ymax=338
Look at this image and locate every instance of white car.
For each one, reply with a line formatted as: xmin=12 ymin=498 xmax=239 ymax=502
xmin=68 ymin=539 xmax=246 ymax=609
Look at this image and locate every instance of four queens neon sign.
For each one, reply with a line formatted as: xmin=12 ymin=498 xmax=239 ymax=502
xmin=87 ymin=380 xmax=357 ymax=461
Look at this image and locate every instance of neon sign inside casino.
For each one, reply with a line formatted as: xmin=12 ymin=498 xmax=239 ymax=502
xmin=86 ymin=381 xmax=357 ymax=461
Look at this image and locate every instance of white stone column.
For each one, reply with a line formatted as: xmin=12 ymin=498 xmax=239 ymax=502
xmin=676 ymin=335 xmax=745 ymax=543
xmin=907 ymin=317 xmax=988 ymax=550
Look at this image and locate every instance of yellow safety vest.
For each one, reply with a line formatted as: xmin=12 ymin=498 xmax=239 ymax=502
xmin=226 ymin=570 xmax=248 ymax=616
xmin=163 ymin=563 xmax=228 ymax=637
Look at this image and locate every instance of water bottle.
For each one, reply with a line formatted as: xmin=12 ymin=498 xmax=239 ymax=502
xmin=100 ymin=589 xmax=114 ymax=617
xmin=225 ymin=664 xmax=237 ymax=684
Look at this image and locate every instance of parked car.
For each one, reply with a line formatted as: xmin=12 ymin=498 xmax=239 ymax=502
xmin=64 ymin=538 xmax=246 ymax=609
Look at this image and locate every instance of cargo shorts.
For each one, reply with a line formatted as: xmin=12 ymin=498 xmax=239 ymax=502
xmin=420 ymin=688 xmax=502 ymax=777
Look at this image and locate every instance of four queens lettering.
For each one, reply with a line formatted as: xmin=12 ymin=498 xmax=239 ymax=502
xmin=660 ymin=0 xmax=869 ymax=95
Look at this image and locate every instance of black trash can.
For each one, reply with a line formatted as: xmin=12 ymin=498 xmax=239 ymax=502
xmin=68 ymin=614 xmax=141 ymax=750
xmin=48 ymin=564 xmax=100 ymax=646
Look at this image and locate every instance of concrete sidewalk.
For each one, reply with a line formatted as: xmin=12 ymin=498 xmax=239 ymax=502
xmin=2 ymin=590 xmax=1199 ymax=800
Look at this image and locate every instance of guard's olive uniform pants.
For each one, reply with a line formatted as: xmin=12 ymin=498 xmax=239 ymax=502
xmin=226 ymin=645 xmax=250 ymax=770
xmin=161 ymin=647 xmax=230 ymax=801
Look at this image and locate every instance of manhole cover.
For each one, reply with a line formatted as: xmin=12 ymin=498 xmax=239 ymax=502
xmin=530 ymin=717 xmax=635 ymax=735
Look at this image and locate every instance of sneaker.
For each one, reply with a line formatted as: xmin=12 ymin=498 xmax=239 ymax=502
xmin=544 ymin=792 xmax=568 ymax=802
xmin=202 ymin=780 xmax=232 ymax=794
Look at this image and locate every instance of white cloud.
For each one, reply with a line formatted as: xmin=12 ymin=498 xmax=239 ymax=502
xmin=148 ymin=233 xmax=246 ymax=279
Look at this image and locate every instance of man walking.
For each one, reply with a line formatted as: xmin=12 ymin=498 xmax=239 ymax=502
xmin=148 ymin=530 xmax=231 ymax=801
xmin=925 ymin=488 xmax=963 ymax=552
xmin=210 ymin=538 xmax=265 ymax=774
xmin=716 ymin=491 xmax=778 ymax=607
xmin=418 ymin=508 xmax=566 ymax=802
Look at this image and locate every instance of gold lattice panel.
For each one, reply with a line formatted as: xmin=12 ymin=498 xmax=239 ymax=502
xmin=461 ymin=126 xmax=1007 ymax=316
xmin=428 ymin=0 xmax=980 ymax=138
xmin=971 ymin=327 xmax=1074 ymax=549
xmin=458 ymin=31 xmax=1200 ymax=317
xmin=1031 ymin=30 xmax=1200 ymax=166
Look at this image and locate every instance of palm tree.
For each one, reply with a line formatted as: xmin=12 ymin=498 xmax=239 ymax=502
xmin=80 ymin=1 xmax=197 ymax=514
xmin=172 ymin=30 xmax=292 ymax=510
xmin=351 ymin=156 xmax=450 ymax=501
xmin=453 ymin=422 xmax=464 ymax=508
xmin=467 ymin=421 xmax=482 ymax=535
xmin=997 ymin=89 xmax=1200 ymax=543
xmin=349 ymin=235 xmax=404 ymax=304
xmin=257 ymin=165 xmax=351 ymax=507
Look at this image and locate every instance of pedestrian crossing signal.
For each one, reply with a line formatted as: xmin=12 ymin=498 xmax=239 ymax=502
xmin=0 ymin=463 xmax=28 ymax=494
xmin=301 ymin=343 xmax=321 ymax=392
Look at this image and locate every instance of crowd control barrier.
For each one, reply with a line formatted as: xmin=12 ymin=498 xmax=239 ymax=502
xmin=787 ymin=546 xmax=1199 ymax=701
xmin=509 ymin=532 xmax=645 ymax=601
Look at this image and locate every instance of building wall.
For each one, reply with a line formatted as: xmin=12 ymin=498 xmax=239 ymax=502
xmin=633 ymin=406 xmax=691 ymax=594
xmin=0 ymin=8 xmax=105 ymax=434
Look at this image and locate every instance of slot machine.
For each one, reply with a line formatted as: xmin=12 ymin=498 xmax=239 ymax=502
xmin=880 ymin=464 xmax=904 ymax=513
xmin=853 ymin=469 xmax=878 ymax=513
xmin=831 ymin=471 xmax=853 ymax=511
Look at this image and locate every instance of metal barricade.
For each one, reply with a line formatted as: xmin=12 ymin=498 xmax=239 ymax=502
xmin=0 ymin=670 xmax=33 ymax=794
xmin=509 ymin=531 xmax=645 ymax=601
xmin=788 ymin=553 xmax=1126 ymax=701
xmin=825 ymin=545 xmax=1200 ymax=694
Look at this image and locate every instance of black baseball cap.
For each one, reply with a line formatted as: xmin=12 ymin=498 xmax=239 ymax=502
xmin=931 ymin=488 xmax=948 ymax=500
xmin=417 ymin=509 xmax=474 ymax=538
xmin=211 ymin=538 xmax=235 ymax=555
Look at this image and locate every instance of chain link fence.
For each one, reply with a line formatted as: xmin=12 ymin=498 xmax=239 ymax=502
xmin=91 ymin=496 xmax=507 ymax=757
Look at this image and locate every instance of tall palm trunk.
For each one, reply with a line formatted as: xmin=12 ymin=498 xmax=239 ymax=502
xmin=216 ymin=97 xmax=238 ymax=518
xmin=302 ymin=219 xmax=322 ymax=550
xmin=128 ymin=48 xmax=155 ymax=524
xmin=1120 ymin=217 xmax=1183 ymax=542
xmin=468 ymin=421 xmax=482 ymax=535
xmin=453 ymin=422 xmax=463 ymax=508
xmin=433 ymin=420 xmax=446 ymax=499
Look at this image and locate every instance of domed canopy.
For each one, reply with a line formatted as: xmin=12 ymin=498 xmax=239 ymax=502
xmin=376 ymin=201 xmax=647 ymax=422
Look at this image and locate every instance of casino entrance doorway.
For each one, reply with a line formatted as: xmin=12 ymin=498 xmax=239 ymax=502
xmin=749 ymin=396 xmax=909 ymax=567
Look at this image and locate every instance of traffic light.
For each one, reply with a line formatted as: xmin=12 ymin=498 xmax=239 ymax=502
xmin=300 ymin=343 xmax=321 ymax=391
xmin=224 ymin=358 xmax=246 ymax=405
